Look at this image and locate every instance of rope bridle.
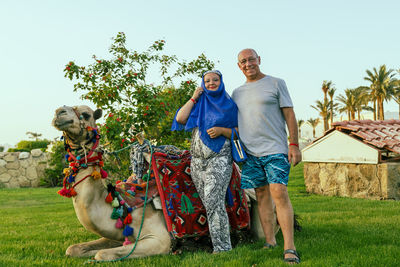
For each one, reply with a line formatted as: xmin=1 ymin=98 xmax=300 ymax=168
xmin=58 ymin=107 xmax=106 ymax=198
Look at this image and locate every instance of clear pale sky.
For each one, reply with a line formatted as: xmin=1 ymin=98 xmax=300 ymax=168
xmin=1 ymin=0 xmax=399 ymax=146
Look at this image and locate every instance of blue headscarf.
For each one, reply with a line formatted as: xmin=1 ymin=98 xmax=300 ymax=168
xmin=171 ymin=70 xmax=238 ymax=153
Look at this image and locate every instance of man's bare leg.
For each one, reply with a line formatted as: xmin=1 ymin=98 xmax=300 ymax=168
xmin=270 ymin=183 xmax=298 ymax=262
xmin=255 ymin=184 xmax=277 ymax=246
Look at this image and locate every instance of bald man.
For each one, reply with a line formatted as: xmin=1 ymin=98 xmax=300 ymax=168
xmin=232 ymin=48 xmax=301 ymax=264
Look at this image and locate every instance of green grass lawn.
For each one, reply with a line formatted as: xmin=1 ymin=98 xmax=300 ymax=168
xmin=0 ymin=163 xmax=399 ymax=266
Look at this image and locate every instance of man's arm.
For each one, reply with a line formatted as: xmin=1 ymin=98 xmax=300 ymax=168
xmin=281 ymin=107 xmax=302 ymax=166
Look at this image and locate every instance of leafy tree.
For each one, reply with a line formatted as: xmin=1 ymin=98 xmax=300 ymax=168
xmin=64 ymin=33 xmax=215 ymax=179
xmin=64 ymin=32 xmax=215 ymax=152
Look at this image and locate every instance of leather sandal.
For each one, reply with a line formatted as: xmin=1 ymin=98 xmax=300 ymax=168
xmin=263 ymin=242 xmax=278 ymax=249
xmin=283 ymin=249 xmax=300 ymax=264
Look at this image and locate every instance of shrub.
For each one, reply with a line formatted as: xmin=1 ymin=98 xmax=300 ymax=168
xmin=41 ymin=141 xmax=66 ymax=187
xmin=8 ymin=140 xmax=50 ymax=152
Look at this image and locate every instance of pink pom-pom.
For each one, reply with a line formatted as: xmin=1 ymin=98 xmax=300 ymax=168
xmin=123 ymin=237 xmax=132 ymax=246
xmin=100 ymin=168 xmax=108 ymax=178
xmin=120 ymin=200 xmax=125 ymax=205
xmin=115 ymin=218 xmax=123 ymax=229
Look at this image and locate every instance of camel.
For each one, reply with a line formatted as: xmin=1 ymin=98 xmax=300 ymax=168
xmin=52 ymin=105 xmax=279 ymax=261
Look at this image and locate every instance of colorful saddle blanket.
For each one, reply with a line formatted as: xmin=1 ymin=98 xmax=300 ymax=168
xmin=150 ymin=151 xmax=250 ymax=239
xmin=116 ymin=178 xmax=159 ymax=209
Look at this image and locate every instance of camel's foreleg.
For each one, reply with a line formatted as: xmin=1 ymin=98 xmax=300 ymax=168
xmin=94 ymin=234 xmax=171 ymax=261
xmin=66 ymin=237 xmax=123 ymax=258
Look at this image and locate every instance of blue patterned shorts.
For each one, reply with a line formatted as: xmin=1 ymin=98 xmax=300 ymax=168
xmin=241 ymin=153 xmax=291 ymax=189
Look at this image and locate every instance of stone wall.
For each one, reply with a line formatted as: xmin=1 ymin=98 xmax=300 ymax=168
xmin=0 ymin=150 xmax=48 ymax=188
xmin=304 ymin=162 xmax=400 ymax=200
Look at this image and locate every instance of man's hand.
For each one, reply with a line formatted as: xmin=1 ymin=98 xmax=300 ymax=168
xmin=288 ymin=145 xmax=302 ymax=166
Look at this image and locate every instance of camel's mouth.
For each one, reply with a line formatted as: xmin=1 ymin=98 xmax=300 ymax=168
xmin=54 ymin=119 xmax=74 ymax=130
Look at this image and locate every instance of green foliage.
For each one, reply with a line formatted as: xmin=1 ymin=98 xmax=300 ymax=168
xmin=64 ymin=32 xmax=214 ymax=153
xmin=64 ymin=33 xmax=212 ymax=178
xmin=1 ymin=165 xmax=400 ymax=266
xmin=41 ymin=141 xmax=67 ymax=187
xmin=8 ymin=139 xmax=50 ymax=152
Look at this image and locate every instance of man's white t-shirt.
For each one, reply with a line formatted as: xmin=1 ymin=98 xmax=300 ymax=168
xmin=231 ymin=75 xmax=293 ymax=157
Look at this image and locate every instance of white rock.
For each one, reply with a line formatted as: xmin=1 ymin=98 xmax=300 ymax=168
xmin=7 ymin=178 xmax=20 ymax=188
xmin=0 ymin=152 xmax=6 ymax=158
xmin=4 ymin=154 xmax=16 ymax=162
xmin=6 ymin=161 xmax=19 ymax=170
xmin=9 ymin=170 xmax=20 ymax=177
xmin=0 ymin=159 xmax=6 ymax=167
xmin=18 ymin=177 xmax=31 ymax=187
xmin=0 ymin=166 xmax=6 ymax=175
xmin=31 ymin=149 xmax=43 ymax=157
xmin=0 ymin=173 xmax=11 ymax=183
xmin=20 ymin=158 xmax=32 ymax=168
xmin=26 ymin=166 xmax=38 ymax=180
xmin=19 ymin=152 xmax=30 ymax=160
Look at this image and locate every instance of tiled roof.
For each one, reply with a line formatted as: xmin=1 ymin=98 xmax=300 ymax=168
xmin=330 ymin=119 xmax=400 ymax=154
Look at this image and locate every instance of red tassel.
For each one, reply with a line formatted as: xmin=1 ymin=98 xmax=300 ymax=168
xmin=69 ymin=188 xmax=77 ymax=196
xmin=58 ymin=188 xmax=73 ymax=198
xmin=105 ymin=192 xmax=113 ymax=203
xmin=124 ymin=213 xmax=132 ymax=224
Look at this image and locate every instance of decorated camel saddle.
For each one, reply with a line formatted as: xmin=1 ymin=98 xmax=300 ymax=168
xmin=117 ymin=140 xmax=250 ymax=239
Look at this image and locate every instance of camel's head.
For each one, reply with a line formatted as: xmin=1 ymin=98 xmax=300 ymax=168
xmin=52 ymin=105 xmax=102 ymax=141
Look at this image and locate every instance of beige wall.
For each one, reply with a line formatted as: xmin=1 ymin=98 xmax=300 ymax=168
xmin=304 ymin=162 xmax=400 ymax=200
xmin=0 ymin=150 xmax=48 ymax=188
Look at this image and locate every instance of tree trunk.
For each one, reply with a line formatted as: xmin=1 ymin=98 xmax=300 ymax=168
xmin=313 ymin=128 xmax=316 ymax=138
xmin=347 ymin=111 xmax=350 ymax=121
xmin=373 ymin=101 xmax=376 ymax=120
xmin=381 ymin=101 xmax=385 ymax=120
xmin=323 ymin=118 xmax=328 ymax=131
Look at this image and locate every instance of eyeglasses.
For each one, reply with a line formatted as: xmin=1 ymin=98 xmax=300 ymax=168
xmin=239 ymin=57 xmax=258 ymax=66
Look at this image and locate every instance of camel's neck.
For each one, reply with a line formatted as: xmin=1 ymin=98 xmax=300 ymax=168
xmin=64 ymin=130 xmax=96 ymax=152
xmin=72 ymin=166 xmax=111 ymax=234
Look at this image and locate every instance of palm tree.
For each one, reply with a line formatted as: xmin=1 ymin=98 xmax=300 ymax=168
xmin=336 ymin=89 xmax=357 ymax=121
xmin=327 ymin=87 xmax=337 ymax=127
xmin=297 ymin=119 xmax=305 ymax=138
xmin=311 ymin=99 xmax=330 ymax=132
xmin=307 ymin=118 xmax=320 ymax=138
xmin=26 ymin=131 xmax=42 ymax=141
xmin=364 ymin=65 xmax=397 ymax=120
xmin=393 ymin=70 xmax=400 ymax=118
xmin=321 ymin=80 xmax=334 ymax=104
